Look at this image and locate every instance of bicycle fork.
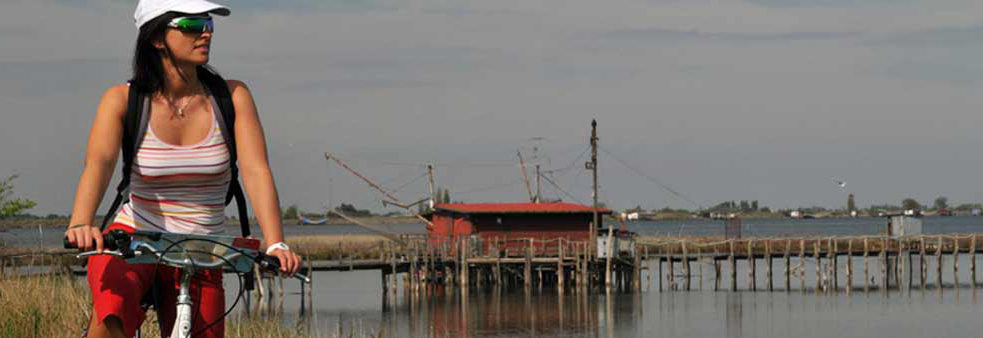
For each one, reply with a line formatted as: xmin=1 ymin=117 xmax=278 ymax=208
xmin=170 ymin=272 xmax=193 ymax=338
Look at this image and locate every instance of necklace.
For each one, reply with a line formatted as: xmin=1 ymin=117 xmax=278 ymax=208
xmin=162 ymin=87 xmax=200 ymax=119
xmin=174 ymin=95 xmax=194 ymax=118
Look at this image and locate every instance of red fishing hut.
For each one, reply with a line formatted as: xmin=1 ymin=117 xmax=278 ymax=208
xmin=426 ymin=202 xmax=613 ymax=257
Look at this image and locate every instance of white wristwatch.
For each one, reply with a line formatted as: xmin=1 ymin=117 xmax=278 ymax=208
xmin=265 ymin=242 xmax=290 ymax=255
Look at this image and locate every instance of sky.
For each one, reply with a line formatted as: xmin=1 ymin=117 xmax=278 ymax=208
xmin=3 ymin=0 xmax=983 ymax=216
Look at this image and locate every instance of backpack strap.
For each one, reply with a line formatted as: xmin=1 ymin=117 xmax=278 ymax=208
xmin=100 ymin=83 xmax=149 ymax=230
xmin=198 ymin=66 xmax=251 ymax=238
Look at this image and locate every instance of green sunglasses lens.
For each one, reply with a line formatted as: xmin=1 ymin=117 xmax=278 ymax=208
xmin=171 ymin=17 xmax=213 ymax=33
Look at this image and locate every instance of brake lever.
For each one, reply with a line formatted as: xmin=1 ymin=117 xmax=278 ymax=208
xmin=258 ymin=255 xmax=311 ymax=284
xmin=77 ymin=250 xmax=127 ymax=259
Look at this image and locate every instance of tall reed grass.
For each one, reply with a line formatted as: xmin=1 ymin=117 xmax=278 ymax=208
xmin=0 ymin=272 xmax=380 ymax=338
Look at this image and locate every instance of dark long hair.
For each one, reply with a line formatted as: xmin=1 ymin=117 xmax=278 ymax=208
xmin=130 ymin=11 xmax=184 ymax=94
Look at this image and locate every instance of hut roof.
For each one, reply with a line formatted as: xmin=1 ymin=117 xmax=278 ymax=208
xmin=434 ymin=202 xmax=612 ymax=215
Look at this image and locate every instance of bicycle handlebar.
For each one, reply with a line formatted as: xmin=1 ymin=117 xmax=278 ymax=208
xmin=65 ymin=230 xmax=310 ymax=283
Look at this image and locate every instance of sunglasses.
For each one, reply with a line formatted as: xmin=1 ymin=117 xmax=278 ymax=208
xmin=167 ymin=16 xmax=214 ymax=34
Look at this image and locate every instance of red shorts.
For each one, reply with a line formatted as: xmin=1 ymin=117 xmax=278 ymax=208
xmin=87 ymin=224 xmax=225 ymax=338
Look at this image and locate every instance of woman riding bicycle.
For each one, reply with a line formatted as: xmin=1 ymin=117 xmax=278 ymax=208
xmin=63 ymin=1 xmax=301 ymax=337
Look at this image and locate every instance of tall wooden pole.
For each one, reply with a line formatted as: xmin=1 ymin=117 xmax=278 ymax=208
xmin=428 ymin=164 xmax=436 ymax=207
xmin=589 ymin=120 xmax=599 ymax=260
xmin=518 ymin=151 xmax=534 ymax=202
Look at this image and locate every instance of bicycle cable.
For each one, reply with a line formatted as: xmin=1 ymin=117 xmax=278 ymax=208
xmin=153 ymin=237 xmax=258 ymax=337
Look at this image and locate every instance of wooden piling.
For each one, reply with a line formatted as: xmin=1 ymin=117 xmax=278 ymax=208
xmin=646 ymin=245 xmax=651 ymax=292
xmin=954 ymin=238 xmax=961 ymax=288
xmin=381 ymin=269 xmax=388 ymax=300
xmin=462 ymin=238 xmax=470 ymax=288
xmin=972 ymin=236 xmax=977 ymax=289
xmin=799 ymin=239 xmax=806 ymax=291
xmin=669 ymin=252 xmax=676 ymax=291
xmin=748 ymin=240 xmax=756 ymax=291
xmin=575 ymin=244 xmax=583 ymax=291
xmin=605 ymin=228 xmax=614 ymax=292
xmin=714 ymin=258 xmax=721 ymax=291
xmin=881 ymin=237 xmax=891 ymax=292
xmin=784 ymin=240 xmax=791 ymax=291
xmin=815 ymin=240 xmax=822 ymax=292
xmin=730 ymin=240 xmax=737 ymax=291
xmin=525 ymin=239 xmax=533 ymax=290
xmin=845 ymin=239 xmax=853 ymax=293
xmin=863 ymin=237 xmax=869 ymax=293
xmin=658 ymin=250 xmax=664 ymax=292
xmin=895 ymin=238 xmax=903 ymax=290
xmin=766 ymin=240 xmax=774 ymax=292
xmin=698 ymin=246 xmax=704 ymax=291
xmin=683 ymin=241 xmax=691 ymax=291
xmin=936 ymin=236 xmax=943 ymax=289
xmin=558 ymin=241 xmax=566 ymax=293
xmin=391 ymin=243 xmax=399 ymax=294
xmin=634 ymin=249 xmax=642 ymax=292
xmin=920 ymin=236 xmax=926 ymax=290
xmin=907 ymin=247 xmax=913 ymax=292
xmin=831 ymin=238 xmax=838 ymax=291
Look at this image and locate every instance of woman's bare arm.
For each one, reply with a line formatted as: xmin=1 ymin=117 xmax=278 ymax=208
xmin=228 ymin=79 xmax=301 ymax=274
xmin=64 ymin=84 xmax=128 ymax=251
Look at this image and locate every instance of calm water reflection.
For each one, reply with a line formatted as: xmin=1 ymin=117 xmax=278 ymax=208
xmin=248 ymin=268 xmax=983 ymax=338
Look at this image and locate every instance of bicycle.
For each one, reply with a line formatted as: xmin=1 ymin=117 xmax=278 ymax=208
xmin=66 ymin=229 xmax=311 ymax=338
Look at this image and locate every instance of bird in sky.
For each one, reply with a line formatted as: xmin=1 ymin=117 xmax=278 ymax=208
xmin=833 ymin=179 xmax=846 ymax=188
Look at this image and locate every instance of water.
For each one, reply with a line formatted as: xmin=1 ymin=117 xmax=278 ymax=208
xmin=240 ymin=268 xmax=983 ymax=338
xmin=9 ymin=216 xmax=983 ymax=337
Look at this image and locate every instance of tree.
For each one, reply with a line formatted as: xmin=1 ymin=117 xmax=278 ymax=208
xmin=334 ymin=203 xmax=373 ymax=217
xmin=442 ymin=189 xmax=451 ymax=204
xmin=0 ymin=174 xmax=36 ymax=218
xmin=739 ymin=200 xmax=750 ymax=212
xmin=902 ymin=198 xmax=921 ymax=211
xmin=282 ymin=204 xmax=299 ymax=220
xmin=751 ymin=200 xmax=759 ymax=211
xmin=847 ymin=194 xmax=856 ymax=212
xmin=934 ymin=196 xmax=948 ymax=211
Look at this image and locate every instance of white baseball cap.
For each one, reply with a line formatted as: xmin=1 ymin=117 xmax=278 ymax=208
xmin=134 ymin=0 xmax=231 ymax=29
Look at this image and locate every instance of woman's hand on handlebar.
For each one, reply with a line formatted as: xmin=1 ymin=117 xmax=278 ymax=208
xmin=267 ymin=247 xmax=301 ymax=276
xmin=64 ymin=224 xmax=104 ymax=253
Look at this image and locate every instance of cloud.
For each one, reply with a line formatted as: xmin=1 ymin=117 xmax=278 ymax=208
xmin=866 ymin=25 xmax=983 ymax=46
xmin=742 ymin=0 xmax=916 ymax=9
xmin=602 ymin=27 xmax=862 ymax=42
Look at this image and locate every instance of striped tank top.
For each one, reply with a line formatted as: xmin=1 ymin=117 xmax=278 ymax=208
xmin=112 ymin=99 xmax=231 ymax=235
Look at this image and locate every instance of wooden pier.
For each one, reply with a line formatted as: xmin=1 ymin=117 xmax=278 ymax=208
xmin=8 ymin=233 xmax=982 ymax=298
xmin=295 ymin=233 xmax=983 ymax=295
xmin=641 ymin=234 xmax=983 ymax=293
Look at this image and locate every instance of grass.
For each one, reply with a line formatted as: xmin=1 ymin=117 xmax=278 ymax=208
xmin=287 ymin=235 xmax=392 ymax=261
xmin=0 ymin=272 xmax=382 ymax=338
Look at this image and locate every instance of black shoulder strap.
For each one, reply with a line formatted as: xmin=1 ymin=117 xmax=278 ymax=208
xmin=198 ymin=66 xmax=251 ymax=237
xmin=100 ymin=83 xmax=145 ymax=230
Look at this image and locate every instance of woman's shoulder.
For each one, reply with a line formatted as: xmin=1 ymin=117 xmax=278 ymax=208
xmin=104 ymin=83 xmax=131 ymax=101
xmin=224 ymin=79 xmax=250 ymax=94
xmin=97 ymin=83 xmax=132 ymax=120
